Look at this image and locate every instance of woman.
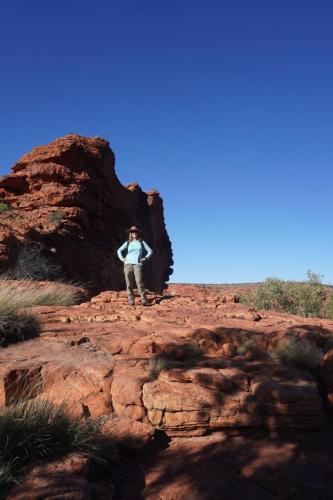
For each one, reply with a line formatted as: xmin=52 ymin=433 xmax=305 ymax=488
xmin=117 ymin=225 xmax=153 ymax=306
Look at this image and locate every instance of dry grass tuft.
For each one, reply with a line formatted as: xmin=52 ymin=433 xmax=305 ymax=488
xmin=0 ymin=281 xmax=82 ymax=346
xmin=0 ymin=397 xmax=115 ymax=498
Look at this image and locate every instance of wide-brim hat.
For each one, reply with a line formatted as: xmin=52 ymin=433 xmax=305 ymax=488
xmin=126 ymin=225 xmax=141 ymax=234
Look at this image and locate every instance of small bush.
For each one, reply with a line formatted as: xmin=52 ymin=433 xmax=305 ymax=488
xmin=48 ymin=211 xmax=66 ymax=224
xmin=236 ymin=338 xmax=258 ymax=355
xmin=0 ymin=203 xmax=10 ymax=212
xmin=10 ymin=243 xmax=63 ymax=281
xmin=323 ymin=294 xmax=333 ymax=320
xmin=0 ymin=398 xmax=112 ymax=498
xmin=240 ymin=271 xmax=325 ymax=318
xmin=271 ymin=338 xmax=323 ymax=372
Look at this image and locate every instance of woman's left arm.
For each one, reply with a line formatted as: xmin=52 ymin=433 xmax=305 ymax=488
xmin=141 ymin=241 xmax=153 ymax=261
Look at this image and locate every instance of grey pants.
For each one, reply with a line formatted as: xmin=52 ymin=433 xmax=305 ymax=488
xmin=124 ymin=264 xmax=147 ymax=299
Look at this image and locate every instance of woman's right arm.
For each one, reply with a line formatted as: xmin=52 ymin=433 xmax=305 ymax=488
xmin=117 ymin=242 xmax=127 ymax=262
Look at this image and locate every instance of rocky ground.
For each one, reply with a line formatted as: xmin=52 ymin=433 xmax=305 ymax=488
xmin=2 ymin=283 xmax=333 ymax=499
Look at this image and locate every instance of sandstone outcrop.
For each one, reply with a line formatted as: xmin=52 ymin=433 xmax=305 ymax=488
xmin=1 ymin=283 xmax=333 ymax=497
xmin=1 ymin=284 xmax=332 ymax=436
xmin=0 ymin=134 xmax=173 ymax=293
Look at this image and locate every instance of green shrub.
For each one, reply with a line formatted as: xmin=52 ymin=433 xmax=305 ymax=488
xmin=323 ymin=294 xmax=333 ymax=320
xmin=240 ymin=271 xmax=325 ymax=318
xmin=10 ymin=243 xmax=63 ymax=281
xmin=0 ymin=203 xmax=10 ymax=212
xmin=271 ymin=338 xmax=323 ymax=372
xmin=0 ymin=398 xmax=112 ymax=498
xmin=48 ymin=211 xmax=66 ymax=224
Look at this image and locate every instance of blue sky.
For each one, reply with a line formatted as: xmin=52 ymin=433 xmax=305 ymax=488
xmin=1 ymin=0 xmax=332 ymax=284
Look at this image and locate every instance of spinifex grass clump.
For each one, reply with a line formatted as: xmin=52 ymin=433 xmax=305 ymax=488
xmin=10 ymin=243 xmax=64 ymax=281
xmin=0 ymin=398 xmax=111 ymax=498
xmin=0 ymin=281 xmax=82 ymax=346
xmin=0 ymin=309 xmax=40 ymax=347
xmin=240 ymin=271 xmax=326 ymax=318
xmin=0 ymin=285 xmax=40 ymax=347
xmin=20 ymin=282 xmax=83 ymax=307
xmin=271 ymin=338 xmax=323 ymax=373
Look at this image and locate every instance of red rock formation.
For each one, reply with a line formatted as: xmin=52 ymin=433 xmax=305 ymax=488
xmin=2 ymin=283 xmax=333 ymax=498
xmin=0 ymin=134 xmax=173 ymax=293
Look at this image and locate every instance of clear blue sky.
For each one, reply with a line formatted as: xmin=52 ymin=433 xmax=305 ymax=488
xmin=1 ymin=0 xmax=332 ymax=284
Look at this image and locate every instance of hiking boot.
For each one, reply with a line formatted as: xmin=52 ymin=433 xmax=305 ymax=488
xmin=141 ymin=299 xmax=148 ymax=306
xmin=128 ymin=297 xmax=135 ymax=306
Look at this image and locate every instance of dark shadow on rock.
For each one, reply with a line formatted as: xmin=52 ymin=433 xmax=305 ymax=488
xmin=140 ymin=424 xmax=333 ymax=500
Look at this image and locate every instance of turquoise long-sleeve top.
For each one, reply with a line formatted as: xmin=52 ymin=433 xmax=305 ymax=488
xmin=117 ymin=240 xmax=153 ymax=265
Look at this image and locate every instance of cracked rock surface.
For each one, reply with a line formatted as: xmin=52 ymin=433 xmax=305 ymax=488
xmin=1 ymin=283 xmax=333 ymax=498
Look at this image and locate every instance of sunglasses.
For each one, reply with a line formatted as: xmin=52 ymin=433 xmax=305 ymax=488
xmin=130 ymin=230 xmax=138 ymax=234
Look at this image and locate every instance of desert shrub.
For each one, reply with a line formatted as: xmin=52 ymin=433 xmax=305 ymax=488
xmin=271 ymin=338 xmax=323 ymax=372
xmin=240 ymin=271 xmax=325 ymax=318
xmin=48 ymin=210 xmax=66 ymax=224
xmin=10 ymin=242 xmax=63 ymax=281
xmin=0 ymin=203 xmax=10 ymax=212
xmin=0 ymin=398 xmax=112 ymax=498
xmin=236 ymin=338 xmax=258 ymax=355
xmin=323 ymin=294 xmax=333 ymax=320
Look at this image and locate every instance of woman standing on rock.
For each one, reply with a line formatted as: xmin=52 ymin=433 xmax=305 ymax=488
xmin=117 ymin=226 xmax=153 ymax=306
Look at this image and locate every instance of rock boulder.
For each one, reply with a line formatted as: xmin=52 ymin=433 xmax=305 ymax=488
xmin=0 ymin=134 xmax=173 ymax=293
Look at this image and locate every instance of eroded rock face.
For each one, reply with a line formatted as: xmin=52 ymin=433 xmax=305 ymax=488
xmin=0 ymin=134 xmax=173 ymax=293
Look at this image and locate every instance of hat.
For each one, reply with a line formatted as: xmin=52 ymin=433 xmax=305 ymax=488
xmin=126 ymin=225 xmax=141 ymax=233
